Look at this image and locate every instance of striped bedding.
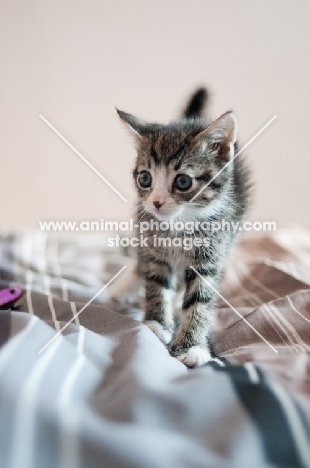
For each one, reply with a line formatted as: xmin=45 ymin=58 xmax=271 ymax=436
xmin=0 ymin=227 xmax=310 ymax=468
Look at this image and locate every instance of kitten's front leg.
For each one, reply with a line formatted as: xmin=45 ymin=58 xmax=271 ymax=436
xmin=170 ymin=267 xmax=218 ymax=367
xmin=144 ymin=271 xmax=175 ymax=345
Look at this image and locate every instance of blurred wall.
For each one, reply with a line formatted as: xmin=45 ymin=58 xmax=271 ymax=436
xmin=1 ymin=0 xmax=309 ymax=229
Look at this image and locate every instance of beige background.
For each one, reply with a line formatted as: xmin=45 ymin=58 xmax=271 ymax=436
xmin=1 ymin=0 xmax=309 ymax=229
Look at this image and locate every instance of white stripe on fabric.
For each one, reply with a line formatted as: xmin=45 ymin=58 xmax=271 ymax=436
xmin=239 ymin=259 xmax=310 ymax=337
xmin=58 ymin=355 xmax=86 ymax=468
xmin=77 ymin=326 xmax=85 ymax=355
xmin=244 ymin=362 xmax=260 ymax=384
xmin=228 ymin=265 xmax=283 ymax=347
xmin=287 ymin=296 xmax=310 ymax=325
xmin=44 ymin=275 xmax=60 ymax=331
xmin=0 ymin=317 xmax=38 ymax=375
xmin=10 ymin=337 xmax=63 ymax=468
xmin=242 ymin=261 xmax=310 ymax=321
xmin=263 ymin=304 xmax=301 ymax=352
xmin=47 ymin=295 xmax=60 ymax=332
xmin=271 ymin=382 xmax=310 ymax=468
xmin=26 ymin=270 xmax=34 ymax=315
xmin=70 ymin=302 xmax=80 ymax=326
xmin=211 ymin=358 xmax=225 ymax=367
xmin=269 ymin=304 xmax=310 ymax=352
xmin=238 ymin=262 xmax=279 ymax=299
xmin=47 ymin=235 xmax=69 ymax=302
xmin=286 ymin=262 xmax=303 ymax=281
xmin=259 ymin=303 xmax=287 ymax=346
xmin=53 ymin=265 xmax=69 ymax=301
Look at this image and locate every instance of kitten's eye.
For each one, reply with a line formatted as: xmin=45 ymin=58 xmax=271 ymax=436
xmin=138 ymin=170 xmax=152 ymax=188
xmin=174 ymin=174 xmax=192 ymax=191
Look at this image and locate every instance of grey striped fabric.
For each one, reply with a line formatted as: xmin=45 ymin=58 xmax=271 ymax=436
xmin=0 ymin=228 xmax=310 ymax=468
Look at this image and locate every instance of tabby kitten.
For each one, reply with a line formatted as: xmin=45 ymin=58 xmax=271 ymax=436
xmin=113 ymin=88 xmax=249 ymax=368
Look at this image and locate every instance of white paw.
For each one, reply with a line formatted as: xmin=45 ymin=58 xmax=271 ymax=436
xmin=144 ymin=321 xmax=173 ymax=344
xmin=176 ymin=346 xmax=212 ymax=368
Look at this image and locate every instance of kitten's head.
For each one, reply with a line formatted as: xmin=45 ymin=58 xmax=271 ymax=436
xmin=117 ymin=109 xmax=237 ymax=222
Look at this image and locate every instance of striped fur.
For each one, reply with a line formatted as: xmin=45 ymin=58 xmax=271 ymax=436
xmin=117 ymin=88 xmax=250 ymax=367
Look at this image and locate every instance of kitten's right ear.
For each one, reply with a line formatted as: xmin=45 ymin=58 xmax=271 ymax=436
xmin=116 ymin=109 xmax=148 ymax=138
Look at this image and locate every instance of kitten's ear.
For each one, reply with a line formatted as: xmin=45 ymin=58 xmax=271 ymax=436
xmin=206 ymin=111 xmax=238 ymax=144
xmin=116 ymin=109 xmax=149 ymax=138
xmin=193 ymin=111 xmax=238 ymax=161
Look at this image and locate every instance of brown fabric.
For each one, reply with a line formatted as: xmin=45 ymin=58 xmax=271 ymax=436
xmin=213 ymin=227 xmax=310 ymax=396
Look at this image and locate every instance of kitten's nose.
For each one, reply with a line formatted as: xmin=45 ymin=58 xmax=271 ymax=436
xmin=153 ymin=201 xmax=164 ymax=210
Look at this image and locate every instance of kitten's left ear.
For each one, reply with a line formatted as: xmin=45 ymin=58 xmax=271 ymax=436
xmin=116 ymin=109 xmax=149 ymax=138
xmin=207 ymin=111 xmax=238 ymax=144
xmin=193 ymin=111 xmax=238 ymax=161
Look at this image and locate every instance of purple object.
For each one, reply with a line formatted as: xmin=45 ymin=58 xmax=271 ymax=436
xmin=0 ymin=288 xmax=23 ymax=307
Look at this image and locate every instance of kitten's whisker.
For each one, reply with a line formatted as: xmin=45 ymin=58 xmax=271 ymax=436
xmin=183 ymin=208 xmax=197 ymax=223
xmin=184 ymin=207 xmax=200 ymax=222
xmin=134 ymin=205 xmax=147 ymax=223
xmin=181 ymin=210 xmax=196 ymax=239
xmin=115 ymin=205 xmax=135 ymax=221
xmin=137 ymin=209 xmax=147 ymax=223
xmin=184 ymin=202 xmax=206 ymax=207
xmin=176 ymin=214 xmax=185 ymax=238
xmin=133 ymin=210 xmax=144 ymax=222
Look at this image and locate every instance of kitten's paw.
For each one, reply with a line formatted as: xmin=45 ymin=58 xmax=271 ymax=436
xmin=144 ymin=321 xmax=173 ymax=345
xmin=171 ymin=345 xmax=212 ymax=368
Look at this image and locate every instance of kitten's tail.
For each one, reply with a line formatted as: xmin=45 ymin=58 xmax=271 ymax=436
xmin=183 ymin=87 xmax=208 ymax=119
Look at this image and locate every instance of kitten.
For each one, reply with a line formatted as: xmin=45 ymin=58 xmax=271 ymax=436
xmin=111 ymin=88 xmax=249 ymax=368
